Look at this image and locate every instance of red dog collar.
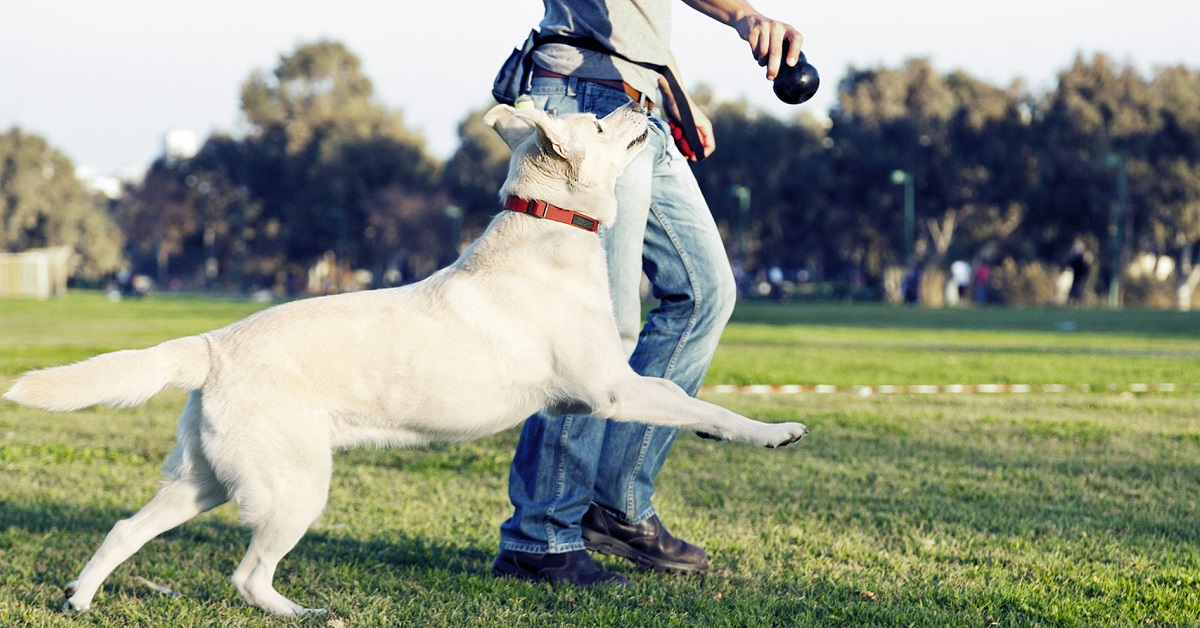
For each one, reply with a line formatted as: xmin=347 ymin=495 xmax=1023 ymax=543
xmin=503 ymin=195 xmax=600 ymax=233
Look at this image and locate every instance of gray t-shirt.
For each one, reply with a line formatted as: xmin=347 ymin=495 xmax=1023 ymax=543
xmin=532 ymin=0 xmax=671 ymax=102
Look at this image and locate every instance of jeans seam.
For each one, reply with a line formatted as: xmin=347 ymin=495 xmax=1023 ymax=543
xmin=648 ymin=202 xmax=703 ymax=382
xmin=625 ymin=425 xmax=654 ymax=516
xmin=617 ymin=202 xmax=704 ymax=517
xmin=545 ymin=413 xmax=575 ymax=552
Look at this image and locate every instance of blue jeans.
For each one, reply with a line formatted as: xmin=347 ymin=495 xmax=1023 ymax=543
xmin=498 ymin=76 xmax=736 ymax=554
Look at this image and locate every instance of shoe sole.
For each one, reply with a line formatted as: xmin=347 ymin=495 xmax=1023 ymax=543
xmin=491 ymin=562 xmax=630 ymax=587
xmin=582 ymin=530 xmax=708 ymax=575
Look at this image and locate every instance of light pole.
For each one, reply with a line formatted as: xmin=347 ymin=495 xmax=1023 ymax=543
xmin=1101 ymin=153 xmax=1126 ymax=309
xmin=891 ymin=169 xmax=915 ymax=268
xmin=334 ymin=206 xmax=348 ymax=289
xmin=444 ymin=205 xmax=464 ymax=254
xmin=729 ymin=185 xmax=751 ymax=267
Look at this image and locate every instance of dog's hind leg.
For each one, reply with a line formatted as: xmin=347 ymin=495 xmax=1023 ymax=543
xmin=65 ymin=394 xmax=229 ymax=611
xmin=594 ymin=375 xmax=808 ymax=448
xmin=225 ymin=430 xmax=332 ymax=617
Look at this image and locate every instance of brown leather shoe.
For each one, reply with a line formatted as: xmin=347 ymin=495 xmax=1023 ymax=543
xmin=581 ymin=503 xmax=709 ymax=574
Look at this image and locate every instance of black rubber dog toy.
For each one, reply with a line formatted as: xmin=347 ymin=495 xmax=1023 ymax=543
xmin=772 ymin=40 xmax=820 ymax=105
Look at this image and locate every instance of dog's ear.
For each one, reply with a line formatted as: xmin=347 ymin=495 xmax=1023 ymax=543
xmin=484 ymin=105 xmax=535 ymax=150
xmin=483 ymin=105 xmax=573 ymax=158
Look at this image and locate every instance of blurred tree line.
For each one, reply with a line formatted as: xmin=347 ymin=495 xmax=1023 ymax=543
xmin=2 ymin=40 xmax=1198 ymax=308
xmin=0 ymin=131 xmax=124 ymax=277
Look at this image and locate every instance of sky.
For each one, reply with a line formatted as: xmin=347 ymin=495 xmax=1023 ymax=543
xmin=2 ymin=0 xmax=1198 ymax=177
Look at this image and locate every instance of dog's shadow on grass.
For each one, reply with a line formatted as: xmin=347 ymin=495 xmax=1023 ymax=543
xmin=302 ymin=527 xmax=495 ymax=576
xmin=1 ymin=499 xmax=132 ymax=536
xmin=2 ymin=498 xmax=496 ymax=595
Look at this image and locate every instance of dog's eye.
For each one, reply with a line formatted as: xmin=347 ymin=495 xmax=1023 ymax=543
xmin=594 ymin=122 xmax=604 ymax=134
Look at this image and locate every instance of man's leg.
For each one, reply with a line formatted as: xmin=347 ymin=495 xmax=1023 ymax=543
xmin=495 ymin=78 xmax=654 ymax=583
xmin=585 ymin=116 xmax=737 ymax=571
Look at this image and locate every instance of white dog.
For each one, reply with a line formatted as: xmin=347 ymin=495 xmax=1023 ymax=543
xmin=5 ymin=102 xmax=807 ymax=616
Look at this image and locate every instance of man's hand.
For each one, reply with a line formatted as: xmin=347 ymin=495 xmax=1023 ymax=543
xmin=661 ymin=86 xmax=717 ymax=161
xmin=682 ymin=1 xmax=804 ymax=81
xmin=688 ymin=96 xmax=717 ymax=160
xmin=734 ymin=12 xmax=804 ymax=80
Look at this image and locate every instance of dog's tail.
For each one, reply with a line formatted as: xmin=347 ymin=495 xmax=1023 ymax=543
xmin=4 ymin=336 xmax=210 ymax=412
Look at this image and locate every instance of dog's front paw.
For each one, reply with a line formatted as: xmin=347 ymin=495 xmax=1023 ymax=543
xmin=63 ymin=581 xmax=89 ymax=612
xmin=763 ymin=422 xmax=807 ymax=449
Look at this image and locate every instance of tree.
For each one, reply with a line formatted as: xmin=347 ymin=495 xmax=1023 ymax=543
xmin=1032 ymin=54 xmax=1157 ymax=300
xmin=1147 ymin=65 xmax=1200 ymax=309
xmin=117 ymin=136 xmax=270 ymax=291
xmin=443 ymin=103 xmax=514 ymax=235
xmin=827 ymin=59 xmax=1035 ymax=302
xmin=831 ymin=58 xmax=964 ymax=289
xmin=120 ymin=40 xmax=448 ymax=291
xmin=102 ymin=41 xmax=1200 ymax=307
xmin=238 ymin=40 xmax=441 ymax=275
xmin=690 ymin=89 xmax=837 ymax=286
xmin=116 ymin=158 xmax=201 ymax=287
xmin=0 ymin=128 xmax=124 ymax=280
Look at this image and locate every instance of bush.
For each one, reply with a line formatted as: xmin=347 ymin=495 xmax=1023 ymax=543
xmin=992 ymin=258 xmax=1060 ymax=306
xmin=1121 ymin=273 xmax=1176 ymax=308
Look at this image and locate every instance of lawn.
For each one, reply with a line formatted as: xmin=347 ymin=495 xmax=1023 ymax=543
xmin=1 ymin=293 xmax=1198 ymax=626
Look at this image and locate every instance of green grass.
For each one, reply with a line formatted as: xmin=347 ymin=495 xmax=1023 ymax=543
xmin=2 ymin=293 xmax=1199 ymax=626
xmin=712 ymin=303 xmax=1200 ymax=388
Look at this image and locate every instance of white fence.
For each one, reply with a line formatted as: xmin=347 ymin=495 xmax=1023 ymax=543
xmin=0 ymin=246 xmax=73 ymax=299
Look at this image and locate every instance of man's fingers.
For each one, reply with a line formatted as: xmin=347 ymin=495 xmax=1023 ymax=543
xmin=752 ymin=21 xmax=804 ymax=80
xmin=785 ymin=33 xmax=805 ymax=66
xmin=765 ymin=23 xmax=786 ymax=79
xmin=751 ymin=27 xmax=771 ymax=67
xmin=699 ymin=125 xmax=716 ymax=159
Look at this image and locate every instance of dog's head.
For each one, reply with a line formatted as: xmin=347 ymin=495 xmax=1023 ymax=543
xmin=484 ymin=102 xmax=651 ymax=226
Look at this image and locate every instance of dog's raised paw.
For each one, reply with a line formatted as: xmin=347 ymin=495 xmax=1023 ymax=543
xmin=765 ymin=423 xmax=808 ymax=448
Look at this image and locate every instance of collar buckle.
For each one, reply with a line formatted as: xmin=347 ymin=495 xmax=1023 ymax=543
xmin=526 ymin=199 xmax=549 ymax=219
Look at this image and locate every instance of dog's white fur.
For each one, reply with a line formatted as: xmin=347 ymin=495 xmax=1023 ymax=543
xmin=4 ymin=102 xmax=807 ymax=616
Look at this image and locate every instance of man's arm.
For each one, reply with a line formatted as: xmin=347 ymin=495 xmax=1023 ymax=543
xmin=681 ymin=0 xmax=804 ymax=80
